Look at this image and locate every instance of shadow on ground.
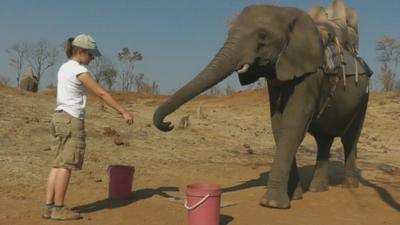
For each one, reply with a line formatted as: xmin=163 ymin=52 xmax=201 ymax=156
xmin=223 ymin=161 xmax=400 ymax=211
xmin=221 ymin=214 xmax=234 ymax=225
xmin=74 ymin=161 xmax=400 ymax=216
xmin=359 ymin=173 xmax=400 ymax=212
xmin=72 ymin=186 xmax=179 ymax=213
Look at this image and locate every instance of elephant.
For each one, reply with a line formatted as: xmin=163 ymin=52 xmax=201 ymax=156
xmin=20 ymin=66 xmax=38 ymax=92
xmin=153 ymin=4 xmax=372 ymax=209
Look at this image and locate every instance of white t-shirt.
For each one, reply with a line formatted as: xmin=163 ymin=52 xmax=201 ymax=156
xmin=56 ymin=60 xmax=89 ymax=119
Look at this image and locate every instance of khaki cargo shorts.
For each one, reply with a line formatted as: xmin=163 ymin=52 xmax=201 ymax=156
xmin=50 ymin=112 xmax=86 ymax=171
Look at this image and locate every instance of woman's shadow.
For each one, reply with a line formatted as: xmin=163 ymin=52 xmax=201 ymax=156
xmin=72 ymin=186 xmax=179 ymax=213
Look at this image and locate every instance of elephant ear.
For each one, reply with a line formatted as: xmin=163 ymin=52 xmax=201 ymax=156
xmin=275 ymin=10 xmax=324 ymax=81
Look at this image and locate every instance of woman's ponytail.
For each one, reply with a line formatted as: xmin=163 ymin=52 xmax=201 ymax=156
xmin=64 ymin=37 xmax=74 ymax=58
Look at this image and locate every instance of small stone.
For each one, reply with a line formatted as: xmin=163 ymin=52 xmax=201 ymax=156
xmin=245 ymin=148 xmax=254 ymax=154
xmin=113 ymin=136 xmax=124 ymax=145
xmin=241 ymin=144 xmax=254 ymax=154
xmin=103 ymin=127 xmax=119 ymax=137
xmin=378 ymin=164 xmax=397 ymax=174
xmin=42 ymin=146 xmax=51 ymax=151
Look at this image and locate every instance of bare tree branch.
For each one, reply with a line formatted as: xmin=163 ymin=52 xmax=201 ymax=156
xmin=0 ymin=74 xmax=11 ymax=86
xmin=117 ymin=48 xmax=143 ymax=91
xmin=6 ymin=43 xmax=28 ymax=87
xmin=23 ymin=41 xmax=59 ymax=88
xmin=89 ymin=56 xmax=117 ymax=89
xmin=376 ymin=35 xmax=400 ymax=91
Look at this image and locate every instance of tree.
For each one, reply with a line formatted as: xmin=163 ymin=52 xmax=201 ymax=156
xmin=102 ymin=67 xmax=118 ymax=90
xmin=89 ymin=56 xmax=111 ymax=83
xmin=246 ymin=78 xmax=265 ymax=91
xmin=24 ymin=41 xmax=59 ymax=89
xmin=224 ymin=82 xmax=236 ymax=95
xmin=117 ymin=48 xmax=143 ymax=91
xmin=208 ymin=85 xmax=222 ymax=96
xmin=151 ymin=81 xmax=160 ymax=95
xmin=0 ymin=74 xmax=11 ymax=86
xmin=376 ymin=35 xmax=400 ymax=91
xmin=138 ymin=79 xmax=160 ymax=95
xmin=134 ymin=73 xmax=145 ymax=93
xmin=89 ymin=56 xmax=117 ymax=89
xmin=6 ymin=43 xmax=28 ymax=87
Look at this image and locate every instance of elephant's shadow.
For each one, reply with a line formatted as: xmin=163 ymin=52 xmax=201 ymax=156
xmin=223 ymin=161 xmax=400 ymax=212
xmin=223 ymin=161 xmax=345 ymax=194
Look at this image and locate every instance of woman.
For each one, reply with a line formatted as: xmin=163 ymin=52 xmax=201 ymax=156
xmin=42 ymin=34 xmax=134 ymax=220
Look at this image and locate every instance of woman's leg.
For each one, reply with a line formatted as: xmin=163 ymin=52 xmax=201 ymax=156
xmin=45 ymin=167 xmax=58 ymax=204
xmin=45 ymin=167 xmax=72 ymax=206
xmin=53 ymin=168 xmax=72 ymax=206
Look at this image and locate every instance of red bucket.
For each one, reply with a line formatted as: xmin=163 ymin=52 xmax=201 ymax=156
xmin=108 ymin=165 xmax=135 ymax=200
xmin=185 ymin=183 xmax=222 ymax=225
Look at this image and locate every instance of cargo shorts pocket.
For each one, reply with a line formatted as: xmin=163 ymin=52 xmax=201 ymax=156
xmin=50 ymin=113 xmax=72 ymax=139
xmin=62 ymin=138 xmax=86 ymax=170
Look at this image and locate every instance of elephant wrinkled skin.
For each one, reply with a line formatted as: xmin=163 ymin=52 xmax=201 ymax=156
xmin=153 ymin=4 xmax=371 ymax=209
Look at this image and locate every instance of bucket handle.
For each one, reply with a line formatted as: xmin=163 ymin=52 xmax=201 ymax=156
xmin=184 ymin=194 xmax=210 ymax=210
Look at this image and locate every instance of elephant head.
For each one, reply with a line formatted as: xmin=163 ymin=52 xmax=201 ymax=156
xmin=153 ymin=5 xmax=324 ymax=132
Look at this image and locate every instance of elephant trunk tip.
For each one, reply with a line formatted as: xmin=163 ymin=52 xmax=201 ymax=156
xmin=153 ymin=109 xmax=174 ymax=132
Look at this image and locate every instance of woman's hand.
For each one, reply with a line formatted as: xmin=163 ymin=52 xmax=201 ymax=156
xmin=122 ymin=111 xmax=134 ymax=125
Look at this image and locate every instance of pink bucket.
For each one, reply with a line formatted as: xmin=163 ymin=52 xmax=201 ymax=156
xmin=185 ymin=183 xmax=222 ymax=225
xmin=108 ymin=165 xmax=135 ymax=200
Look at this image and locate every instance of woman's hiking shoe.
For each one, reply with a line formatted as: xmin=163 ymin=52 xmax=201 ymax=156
xmin=50 ymin=206 xmax=82 ymax=220
xmin=41 ymin=205 xmax=52 ymax=219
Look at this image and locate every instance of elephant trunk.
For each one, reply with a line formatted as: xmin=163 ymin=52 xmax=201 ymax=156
xmin=154 ymin=41 xmax=240 ymax=131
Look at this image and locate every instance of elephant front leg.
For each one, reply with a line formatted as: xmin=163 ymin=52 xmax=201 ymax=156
xmin=262 ymin=158 xmax=304 ymax=204
xmin=288 ymin=158 xmax=303 ymax=200
xmin=260 ymin=126 xmax=308 ymax=209
xmin=261 ymin=76 xmax=321 ymax=209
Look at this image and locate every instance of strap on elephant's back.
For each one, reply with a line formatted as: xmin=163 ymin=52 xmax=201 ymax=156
xmin=316 ymin=74 xmax=339 ymax=120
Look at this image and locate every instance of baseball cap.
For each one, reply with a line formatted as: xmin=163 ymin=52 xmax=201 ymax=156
xmin=72 ymin=34 xmax=102 ymax=57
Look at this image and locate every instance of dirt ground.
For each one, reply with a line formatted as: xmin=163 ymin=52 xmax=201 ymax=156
xmin=0 ymin=84 xmax=399 ymax=225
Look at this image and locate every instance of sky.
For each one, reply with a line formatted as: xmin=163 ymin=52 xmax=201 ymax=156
xmin=0 ymin=0 xmax=399 ymax=93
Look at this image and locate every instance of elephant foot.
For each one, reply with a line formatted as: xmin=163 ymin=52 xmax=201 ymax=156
xmin=259 ymin=190 xmax=290 ymax=209
xmin=309 ymin=178 xmax=329 ymax=192
xmin=291 ymin=184 xmax=303 ymax=200
xmin=309 ymin=161 xmax=329 ymax=192
xmin=342 ymin=175 xmax=359 ymax=188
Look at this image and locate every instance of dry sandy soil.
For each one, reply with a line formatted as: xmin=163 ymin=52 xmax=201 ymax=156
xmin=0 ymin=84 xmax=399 ymax=225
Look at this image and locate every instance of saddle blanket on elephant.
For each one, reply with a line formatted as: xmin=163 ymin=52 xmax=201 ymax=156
xmin=323 ymin=42 xmax=373 ymax=77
